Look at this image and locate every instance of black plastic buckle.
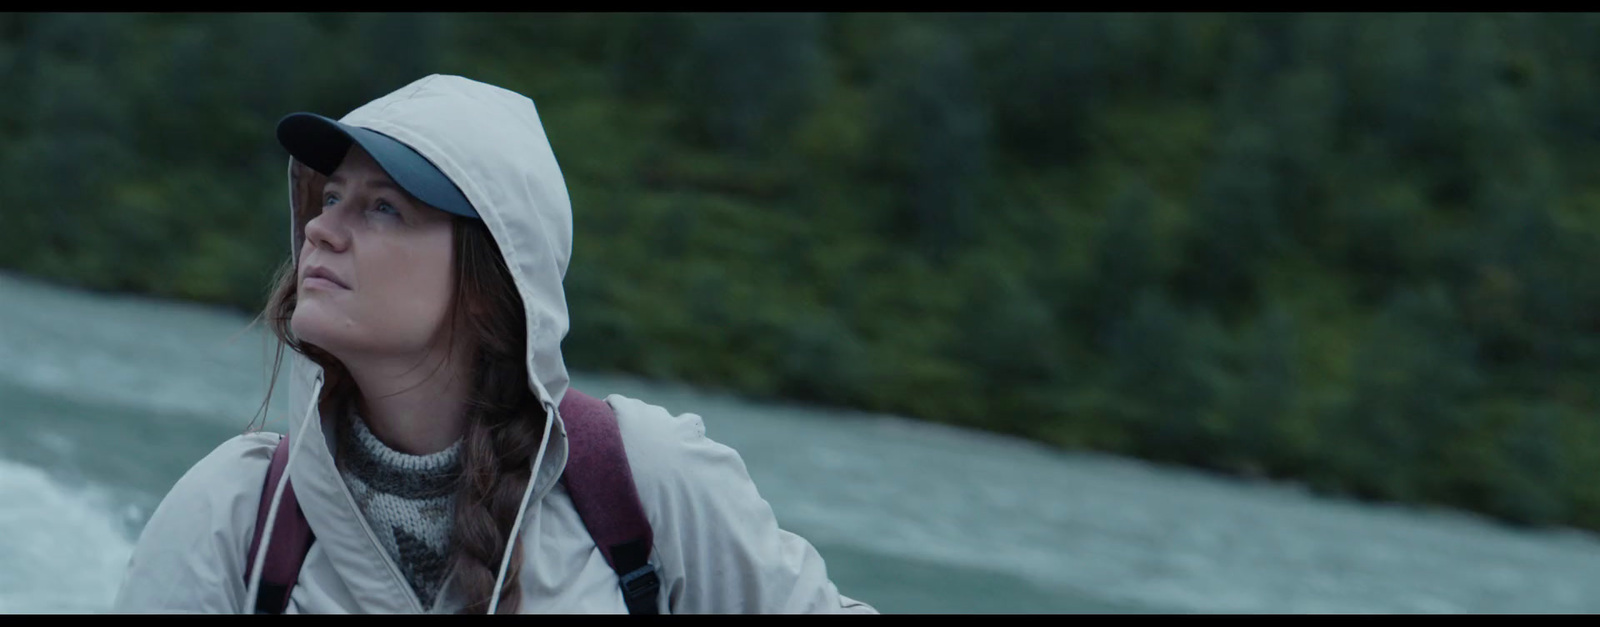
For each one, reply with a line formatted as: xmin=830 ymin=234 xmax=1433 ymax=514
xmin=254 ymin=582 xmax=289 ymax=614
xmin=619 ymin=564 xmax=661 ymax=615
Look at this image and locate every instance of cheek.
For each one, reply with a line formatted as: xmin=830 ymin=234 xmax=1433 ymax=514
xmin=364 ymin=233 xmax=457 ymax=343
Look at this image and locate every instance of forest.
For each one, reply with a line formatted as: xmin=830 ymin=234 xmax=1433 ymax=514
xmin=3 ymin=13 xmax=1599 ymax=531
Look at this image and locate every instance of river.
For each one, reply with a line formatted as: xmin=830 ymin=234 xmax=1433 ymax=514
xmin=1 ymin=272 xmax=1598 ymax=613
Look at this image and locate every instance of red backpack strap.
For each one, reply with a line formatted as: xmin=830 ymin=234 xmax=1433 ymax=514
xmin=244 ymin=434 xmax=316 ymax=614
xmin=558 ymin=389 xmax=661 ymax=615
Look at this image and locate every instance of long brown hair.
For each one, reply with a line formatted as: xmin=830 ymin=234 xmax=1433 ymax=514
xmin=252 ymin=210 xmax=544 ymax=614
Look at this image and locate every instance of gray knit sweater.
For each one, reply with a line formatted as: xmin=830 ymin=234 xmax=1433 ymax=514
xmin=338 ymin=410 xmax=461 ymax=610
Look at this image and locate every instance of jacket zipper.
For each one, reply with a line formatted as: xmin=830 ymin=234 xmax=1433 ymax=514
xmin=335 ymin=475 xmax=427 ymax=613
xmin=315 ymin=400 xmax=568 ymax=614
xmin=313 ymin=396 xmax=426 ymax=614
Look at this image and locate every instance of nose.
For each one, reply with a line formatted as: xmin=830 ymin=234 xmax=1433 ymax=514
xmin=303 ymin=205 xmax=350 ymax=253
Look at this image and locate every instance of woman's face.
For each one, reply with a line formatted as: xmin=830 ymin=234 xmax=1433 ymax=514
xmin=291 ymin=145 xmax=458 ymax=360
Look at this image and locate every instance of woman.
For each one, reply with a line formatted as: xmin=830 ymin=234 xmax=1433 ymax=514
xmin=112 ymin=75 xmax=876 ymax=614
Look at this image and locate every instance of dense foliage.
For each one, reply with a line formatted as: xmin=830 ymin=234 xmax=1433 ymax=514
xmin=5 ymin=13 xmax=1600 ymax=530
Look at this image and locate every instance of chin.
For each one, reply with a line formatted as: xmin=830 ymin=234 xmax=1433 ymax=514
xmin=291 ymin=303 xmax=437 ymax=358
xmin=290 ymin=302 xmax=356 ymax=355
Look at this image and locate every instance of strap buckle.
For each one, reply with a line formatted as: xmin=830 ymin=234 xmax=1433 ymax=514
xmin=619 ymin=564 xmax=661 ymax=614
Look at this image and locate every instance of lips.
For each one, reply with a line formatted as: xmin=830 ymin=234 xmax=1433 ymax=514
xmin=303 ymin=265 xmax=349 ymax=290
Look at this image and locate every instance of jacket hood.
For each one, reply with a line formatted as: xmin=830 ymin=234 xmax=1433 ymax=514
xmin=287 ymin=73 xmax=576 ymax=415
xmin=267 ymin=74 xmax=578 ymax=612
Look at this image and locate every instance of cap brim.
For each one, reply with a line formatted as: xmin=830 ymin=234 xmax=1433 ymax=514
xmin=276 ymin=112 xmax=478 ymax=219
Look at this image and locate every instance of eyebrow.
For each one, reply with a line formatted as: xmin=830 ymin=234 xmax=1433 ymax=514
xmin=326 ymin=174 xmax=404 ymax=195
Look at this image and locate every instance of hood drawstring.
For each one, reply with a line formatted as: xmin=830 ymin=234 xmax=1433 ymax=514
xmin=486 ymin=399 xmax=556 ymax=615
xmin=243 ymin=373 xmax=325 ymax=614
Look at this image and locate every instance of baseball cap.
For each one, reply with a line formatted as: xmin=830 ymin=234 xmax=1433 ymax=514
xmin=276 ymin=112 xmax=478 ymax=219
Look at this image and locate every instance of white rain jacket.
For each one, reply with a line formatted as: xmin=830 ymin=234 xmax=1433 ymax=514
xmin=112 ymin=75 xmax=877 ymax=614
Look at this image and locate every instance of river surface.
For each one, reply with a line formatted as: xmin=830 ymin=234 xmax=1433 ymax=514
xmin=2 ymin=272 xmax=1598 ymax=613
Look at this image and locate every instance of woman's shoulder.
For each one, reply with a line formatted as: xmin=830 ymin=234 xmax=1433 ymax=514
xmin=593 ymin=394 xmax=877 ymax=614
xmin=178 ymin=431 xmax=282 ymax=496
xmin=600 ymin=394 xmax=711 ymax=480
xmin=114 ymin=431 xmax=281 ymax=612
xmin=599 ymin=394 xmax=757 ymax=505
xmin=145 ymin=431 xmax=281 ymax=534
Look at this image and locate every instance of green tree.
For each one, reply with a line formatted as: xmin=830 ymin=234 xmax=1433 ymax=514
xmin=1105 ymin=290 xmax=1227 ymax=464
xmin=1083 ymin=179 xmax=1169 ymax=347
xmin=1335 ymin=285 xmax=1483 ymax=501
xmin=1177 ymin=122 xmax=1287 ymax=315
xmin=868 ymin=23 xmax=988 ymax=263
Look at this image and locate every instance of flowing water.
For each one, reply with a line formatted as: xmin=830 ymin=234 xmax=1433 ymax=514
xmin=2 ymin=272 xmax=1598 ymax=613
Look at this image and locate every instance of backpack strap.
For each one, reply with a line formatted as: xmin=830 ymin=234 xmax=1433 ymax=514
xmin=244 ymin=434 xmax=315 ymax=614
xmin=558 ymin=389 xmax=662 ymax=615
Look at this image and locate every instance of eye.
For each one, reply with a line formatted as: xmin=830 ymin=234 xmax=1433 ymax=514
xmin=322 ymin=192 xmax=339 ymax=207
xmin=372 ymin=200 xmax=401 ymax=218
